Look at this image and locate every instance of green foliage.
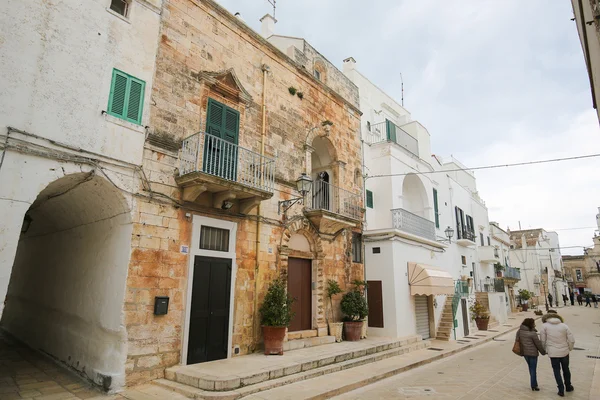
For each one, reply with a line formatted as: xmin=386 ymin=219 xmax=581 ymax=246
xmin=469 ymin=301 xmax=489 ymax=320
xmin=296 ymin=91 xmax=304 ymax=99
xmin=518 ymin=289 xmax=532 ymax=301
xmin=494 ymin=263 xmax=505 ymax=272
xmin=288 ymin=86 xmax=297 ymax=95
xmin=341 ymin=289 xmax=368 ymax=321
xmin=260 ymin=277 xmax=295 ymax=327
xmin=326 ymin=279 xmax=343 ymax=322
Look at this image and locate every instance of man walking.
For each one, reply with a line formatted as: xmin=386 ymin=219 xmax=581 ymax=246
xmin=585 ymin=294 xmax=592 ymax=307
xmin=569 ymin=291 xmax=574 ymax=306
xmin=548 ymin=293 xmax=553 ymax=308
xmin=577 ymin=293 xmax=583 ymax=306
xmin=593 ymin=295 xmax=598 ymax=309
xmin=540 ymin=310 xmax=575 ymax=397
xmin=562 ymin=294 xmax=568 ymax=306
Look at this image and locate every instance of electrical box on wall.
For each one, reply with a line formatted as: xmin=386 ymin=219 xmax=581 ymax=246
xmin=154 ymin=296 xmax=169 ymax=315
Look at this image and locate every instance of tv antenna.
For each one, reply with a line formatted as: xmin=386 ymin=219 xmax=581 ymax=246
xmin=400 ymin=73 xmax=404 ymax=107
xmin=267 ymin=0 xmax=276 ymax=18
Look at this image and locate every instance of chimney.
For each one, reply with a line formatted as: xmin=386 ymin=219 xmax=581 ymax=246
xmin=260 ymin=14 xmax=277 ymax=38
xmin=343 ymin=57 xmax=356 ymax=73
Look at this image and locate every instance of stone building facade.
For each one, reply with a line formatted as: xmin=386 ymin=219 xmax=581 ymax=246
xmin=123 ymin=0 xmax=364 ymax=386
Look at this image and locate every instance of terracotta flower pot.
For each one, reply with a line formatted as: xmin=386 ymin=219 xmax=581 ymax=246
xmin=328 ymin=322 xmax=343 ymax=343
xmin=521 ymin=304 xmax=529 ymax=311
xmin=343 ymin=321 xmax=363 ymax=341
xmin=262 ymin=326 xmax=286 ymax=355
xmin=475 ymin=317 xmax=489 ymax=331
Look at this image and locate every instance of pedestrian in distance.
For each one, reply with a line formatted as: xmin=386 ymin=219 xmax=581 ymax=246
xmin=540 ymin=310 xmax=575 ymax=397
xmin=577 ymin=293 xmax=583 ymax=306
xmin=585 ymin=294 xmax=592 ymax=307
xmin=569 ymin=291 xmax=574 ymax=306
xmin=516 ymin=318 xmax=546 ymax=391
xmin=562 ymin=294 xmax=568 ymax=306
xmin=548 ymin=293 xmax=553 ymax=308
xmin=593 ymin=295 xmax=598 ymax=309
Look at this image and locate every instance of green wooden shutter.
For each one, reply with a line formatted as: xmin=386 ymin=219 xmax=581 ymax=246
xmin=223 ymin=108 xmax=240 ymax=144
xmin=204 ymin=99 xmax=240 ymax=180
xmin=366 ymin=190 xmax=373 ymax=208
xmin=206 ymin=99 xmax=225 ymax=138
xmin=385 ymin=119 xmax=397 ymax=143
xmin=108 ymin=70 xmax=128 ymax=118
xmin=107 ymin=69 xmax=145 ymax=125
xmin=126 ymin=77 xmax=145 ymax=124
xmin=433 ymin=188 xmax=439 ymax=228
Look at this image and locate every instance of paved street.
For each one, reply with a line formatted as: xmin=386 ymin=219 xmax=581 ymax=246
xmin=334 ymin=306 xmax=600 ymax=400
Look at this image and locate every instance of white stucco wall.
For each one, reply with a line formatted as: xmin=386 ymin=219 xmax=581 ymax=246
xmin=487 ymin=292 xmax=508 ymax=325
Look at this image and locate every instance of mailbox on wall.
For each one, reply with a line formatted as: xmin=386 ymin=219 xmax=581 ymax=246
xmin=154 ymin=296 xmax=169 ymax=315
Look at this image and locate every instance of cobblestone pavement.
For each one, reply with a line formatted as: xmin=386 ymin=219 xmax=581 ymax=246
xmin=334 ymin=306 xmax=600 ymax=400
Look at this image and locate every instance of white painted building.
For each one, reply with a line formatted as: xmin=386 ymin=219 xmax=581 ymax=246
xmin=0 ymin=0 xmax=162 ymax=390
xmin=343 ymin=58 xmax=509 ymax=342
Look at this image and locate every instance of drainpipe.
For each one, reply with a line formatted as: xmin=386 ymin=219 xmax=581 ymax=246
xmin=578 ymin=0 xmax=597 ymax=110
xmin=254 ymin=64 xmax=269 ymax=349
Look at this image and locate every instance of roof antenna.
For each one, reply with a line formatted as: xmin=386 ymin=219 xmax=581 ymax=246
xmin=400 ymin=72 xmax=404 ymax=107
xmin=267 ymin=0 xmax=276 ymax=18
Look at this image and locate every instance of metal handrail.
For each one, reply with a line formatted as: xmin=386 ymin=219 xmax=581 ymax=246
xmin=367 ymin=120 xmax=419 ymax=157
xmin=179 ymin=132 xmax=275 ymax=193
xmin=391 ymin=208 xmax=436 ymax=241
xmin=305 ymin=178 xmax=361 ymax=220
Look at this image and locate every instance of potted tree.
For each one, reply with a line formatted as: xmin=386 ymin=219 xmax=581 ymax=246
xmin=469 ymin=300 xmax=490 ymax=330
xmin=340 ymin=282 xmax=368 ymax=341
xmin=259 ymin=277 xmax=294 ymax=355
xmin=518 ymin=289 xmax=531 ymax=311
xmin=326 ymin=279 xmax=344 ymax=342
xmin=494 ymin=263 xmax=505 ymax=278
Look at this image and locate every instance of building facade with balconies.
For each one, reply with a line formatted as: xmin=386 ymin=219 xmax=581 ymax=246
xmin=124 ymin=0 xmax=364 ymax=386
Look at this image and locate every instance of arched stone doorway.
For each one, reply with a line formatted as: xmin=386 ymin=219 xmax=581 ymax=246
xmin=1 ymin=172 xmax=133 ymax=390
xmin=279 ymin=219 xmax=326 ymax=335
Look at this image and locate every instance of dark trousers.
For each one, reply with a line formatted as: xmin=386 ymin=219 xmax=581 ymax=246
xmin=586 ymin=300 xmax=591 ymax=307
xmin=570 ymin=298 xmax=574 ymax=305
xmin=578 ymin=300 xmax=582 ymax=305
xmin=550 ymin=355 xmax=571 ymax=392
xmin=524 ymin=356 xmax=538 ymax=388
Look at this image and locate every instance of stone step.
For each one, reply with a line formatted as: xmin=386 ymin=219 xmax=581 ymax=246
xmin=154 ymin=340 xmax=429 ymax=399
xmin=283 ymin=335 xmax=335 ymax=352
xmin=287 ymin=330 xmax=318 ymax=341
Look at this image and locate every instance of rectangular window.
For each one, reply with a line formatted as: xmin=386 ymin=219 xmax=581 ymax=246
xmin=480 ymin=233 xmax=484 ymax=246
xmin=352 ymin=233 xmax=362 ymax=263
xmin=373 ymin=247 xmax=381 ymax=254
xmin=314 ymin=70 xmax=321 ymax=81
xmin=199 ymin=226 xmax=230 ymax=252
xmin=487 ymin=236 xmax=491 ymax=246
xmin=367 ymin=121 xmax=371 ymax=132
xmin=110 ymin=0 xmax=130 ymax=17
xmin=433 ymin=188 xmax=439 ymax=228
xmin=107 ymin=69 xmax=145 ymax=125
xmin=576 ymin=269 xmax=583 ymax=281
xmin=461 ymin=255 xmax=467 ymax=265
xmin=455 ymin=207 xmax=465 ymax=239
xmin=366 ymin=190 xmax=373 ymax=208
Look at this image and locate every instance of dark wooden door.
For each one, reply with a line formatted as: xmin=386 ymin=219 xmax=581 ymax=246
xmin=461 ymin=298 xmax=469 ymax=336
xmin=288 ymin=258 xmax=312 ymax=332
xmin=367 ymin=281 xmax=384 ymax=328
xmin=187 ymin=256 xmax=232 ymax=364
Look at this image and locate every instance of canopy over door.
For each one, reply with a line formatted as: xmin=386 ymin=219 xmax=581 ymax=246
xmin=408 ymin=262 xmax=454 ymax=296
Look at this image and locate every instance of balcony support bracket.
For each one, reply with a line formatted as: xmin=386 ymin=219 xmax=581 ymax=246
xmin=183 ymin=184 xmax=208 ymax=202
xmin=240 ymin=198 xmax=262 ymax=214
xmin=213 ymin=191 xmax=237 ymax=209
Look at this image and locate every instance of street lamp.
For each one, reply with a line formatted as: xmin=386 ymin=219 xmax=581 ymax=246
xmin=445 ymin=226 xmax=454 ymax=243
xmin=278 ymin=173 xmax=313 ymax=215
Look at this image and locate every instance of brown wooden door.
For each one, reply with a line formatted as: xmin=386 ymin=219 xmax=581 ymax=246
xmin=367 ymin=280 xmax=384 ymax=328
xmin=288 ymin=258 xmax=312 ymax=332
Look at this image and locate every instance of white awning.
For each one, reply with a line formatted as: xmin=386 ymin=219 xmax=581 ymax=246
xmin=408 ymin=262 xmax=454 ymax=296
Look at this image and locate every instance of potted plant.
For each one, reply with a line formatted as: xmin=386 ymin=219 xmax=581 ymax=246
xmin=469 ymin=300 xmax=490 ymax=330
xmin=259 ymin=277 xmax=294 ymax=355
xmin=340 ymin=281 xmax=368 ymax=341
xmin=325 ymin=279 xmax=344 ymax=342
xmin=494 ymin=263 xmax=505 ymax=278
xmin=518 ymin=289 xmax=532 ymax=311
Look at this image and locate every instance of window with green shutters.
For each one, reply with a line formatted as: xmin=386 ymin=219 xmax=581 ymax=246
xmin=433 ymin=188 xmax=439 ymax=228
xmin=107 ymin=69 xmax=145 ymax=125
xmin=203 ymin=98 xmax=240 ymax=180
xmin=366 ymin=190 xmax=373 ymax=208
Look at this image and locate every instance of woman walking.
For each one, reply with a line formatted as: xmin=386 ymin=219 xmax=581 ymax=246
xmin=517 ymin=318 xmax=546 ymax=391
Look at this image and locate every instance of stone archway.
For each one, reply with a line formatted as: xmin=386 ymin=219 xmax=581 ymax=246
xmin=1 ymin=172 xmax=133 ymax=390
xmin=278 ymin=218 xmax=327 ymax=335
xmin=402 ymin=173 xmax=430 ymax=218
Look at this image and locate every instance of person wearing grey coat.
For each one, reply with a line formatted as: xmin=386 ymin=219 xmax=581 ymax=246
xmin=516 ymin=318 xmax=546 ymax=391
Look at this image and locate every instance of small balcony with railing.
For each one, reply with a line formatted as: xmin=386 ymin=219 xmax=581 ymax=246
xmin=503 ymin=266 xmax=521 ymax=281
xmin=177 ymin=132 xmax=275 ymax=212
xmin=475 ymin=278 xmax=505 ymax=293
xmin=456 ymin=228 xmax=476 ymax=247
xmin=303 ymin=178 xmax=362 ymax=235
xmin=391 ymin=208 xmax=436 ymax=242
xmin=366 ymin=120 xmax=419 ymax=157
xmin=478 ymin=246 xmax=500 ymax=264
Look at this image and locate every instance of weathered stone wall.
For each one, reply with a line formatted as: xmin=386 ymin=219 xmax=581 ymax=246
xmin=124 ymin=0 xmax=364 ymax=385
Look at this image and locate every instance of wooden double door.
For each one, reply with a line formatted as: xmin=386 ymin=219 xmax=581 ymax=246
xmin=287 ymin=258 xmax=312 ymax=332
xmin=187 ymin=256 xmax=232 ymax=364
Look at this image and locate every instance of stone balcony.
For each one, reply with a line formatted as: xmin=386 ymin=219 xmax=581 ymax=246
xmin=478 ymin=245 xmax=499 ymax=264
xmin=391 ymin=208 xmax=436 ymax=241
xmin=176 ymin=132 xmax=275 ymax=213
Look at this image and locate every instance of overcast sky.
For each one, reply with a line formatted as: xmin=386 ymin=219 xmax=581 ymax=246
xmin=217 ymin=0 xmax=600 ymax=255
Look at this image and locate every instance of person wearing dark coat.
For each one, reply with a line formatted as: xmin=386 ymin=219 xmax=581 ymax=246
xmin=569 ymin=291 xmax=574 ymax=306
xmin=562 ymin=294 xmax=568 ymax=306
xmin=577 ymin=293 xmax=583 ymax=306
xmin=517 ymin=318 xmax=546 ymax=391
xmin=548 ymin=294 xmax=553 ymax=307
xmin=585 ymin=294 xmax=592 ymax=307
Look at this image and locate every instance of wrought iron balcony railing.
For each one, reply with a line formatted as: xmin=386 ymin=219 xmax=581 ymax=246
xmin=305 ymin=178 xmax=361 ymax=220
xmin=475 ymin=278 xmax=505 ymax=293
xmin=503 ymin=266 xmax=521 ymax=280
xmin=391 ymin=208 xmax=436 ymax=241
xmin=179 ymin=132 xmax=275 ymax=193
